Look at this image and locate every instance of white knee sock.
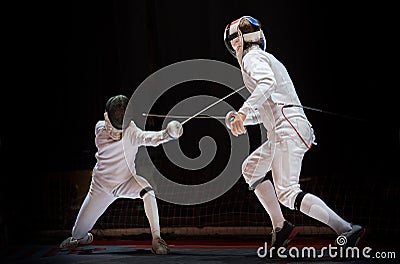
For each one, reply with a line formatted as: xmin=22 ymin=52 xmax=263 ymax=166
xmin=143 ymin=191 xmax=161 ymax=239
xmin=254 ymin=180 xmax=285 ymax=230
xmin=300 ymin=193 xmax=351 ymax=234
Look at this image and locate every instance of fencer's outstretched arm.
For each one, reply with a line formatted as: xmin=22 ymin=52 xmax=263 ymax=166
xmin=127 ymin=121 xmax=174 ymax=147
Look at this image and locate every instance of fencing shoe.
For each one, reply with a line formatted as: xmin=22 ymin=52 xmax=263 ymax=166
xmin=59 ymin=237 xmax=79 ymax=251
xmin=151 ymin=237 xmax=170 ymax=255
xmin=336 ymin=224 xmax=365 ymax=247
xmin=59 ymin=232 xmax=93 ymax=251
xmin=271 ymin=220 xmax=298 ymax=248
xmin=78 ymin=232 xmax=93 ymax=245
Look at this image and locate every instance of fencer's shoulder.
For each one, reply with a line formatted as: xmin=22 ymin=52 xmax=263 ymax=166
xmin=125 ymin=120 xmax=138 ymax=129
xmin=95 ymin=120 xmax=106 ymax=135
xmin=123 ymin=120 xmax=142 ymax=133
xmin=243 ymin=49 xmax=271 ymax=68
xmin=122 ymin=121 xmax=145 ymax=143
xmin=96 ymin=120 xmax=106 ymax=128
xmin=95 ymin=120 xmax=106 ymax=131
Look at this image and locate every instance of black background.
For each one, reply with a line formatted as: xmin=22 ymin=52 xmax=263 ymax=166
xmin=1 ymin=0 xmax=399 ymax=244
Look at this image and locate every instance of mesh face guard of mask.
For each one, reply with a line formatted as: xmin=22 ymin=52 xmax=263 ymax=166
xmin=223 ymin=16 xmax=266 ymax=58
xmin=104 ymin=95 xmax=129 ymax=141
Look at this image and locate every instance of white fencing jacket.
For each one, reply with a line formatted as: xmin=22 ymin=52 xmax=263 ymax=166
xmin=92 ymin=120 xmax=165 ymax=190
xmin=238 ymin=45 xmax=313 ymax=141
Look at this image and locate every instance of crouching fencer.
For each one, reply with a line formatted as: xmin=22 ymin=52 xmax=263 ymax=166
xmin=59 ymin=94 xmax=182 ymax=254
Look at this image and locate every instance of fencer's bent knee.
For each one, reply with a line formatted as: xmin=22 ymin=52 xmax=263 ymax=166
xmin=241 ymin=158 xmax=258 ymax=189
xmin=276 ymin=188 xmax=304 ymax=210
xmin=241 ymin=160 xmax=251 ymax=181
xmin=140 ymin=187 xmax=154 ymax=198
xmin=241 ymin=159 xmax=250 ymax=177
xmin=294 ymin=191 xmax=307 ymax=211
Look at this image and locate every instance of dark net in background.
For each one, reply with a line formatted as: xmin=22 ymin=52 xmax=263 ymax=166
xmin=38 ymin=166 xmax=398 ymax=241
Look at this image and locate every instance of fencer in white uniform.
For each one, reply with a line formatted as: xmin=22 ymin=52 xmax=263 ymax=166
xmin=59 ymin=95 xmax=177 ymax=254
xmin=224 ymin=16 xmax=365 ymax=248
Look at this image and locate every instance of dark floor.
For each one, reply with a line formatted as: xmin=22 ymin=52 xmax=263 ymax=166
xmin=1 ymin=237 xmax=398 ymax=264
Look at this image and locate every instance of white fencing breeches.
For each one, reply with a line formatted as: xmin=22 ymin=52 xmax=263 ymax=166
xmin=242 ymin=123 xmax=313 ymax=210
xmin=71 ymin=175 xmax=152 ymax=240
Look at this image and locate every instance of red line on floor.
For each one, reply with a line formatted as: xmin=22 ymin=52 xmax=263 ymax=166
xmin=89 ymin=239 xmax=333 ymax=249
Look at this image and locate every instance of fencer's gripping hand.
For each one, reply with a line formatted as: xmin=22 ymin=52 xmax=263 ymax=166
xmin=160 ymin=129 xmax=177 ymax=143
xmin=160 ymin=120 xmax=183 ymax=144
xmin=230 ymin=112 xmax=247 ymax=137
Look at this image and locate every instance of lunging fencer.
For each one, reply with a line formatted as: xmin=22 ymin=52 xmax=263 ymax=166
xmin=59 ymin=94 xmax=182 ymax=254
xmin=223 ymin=16 xmax=365 ymax=248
